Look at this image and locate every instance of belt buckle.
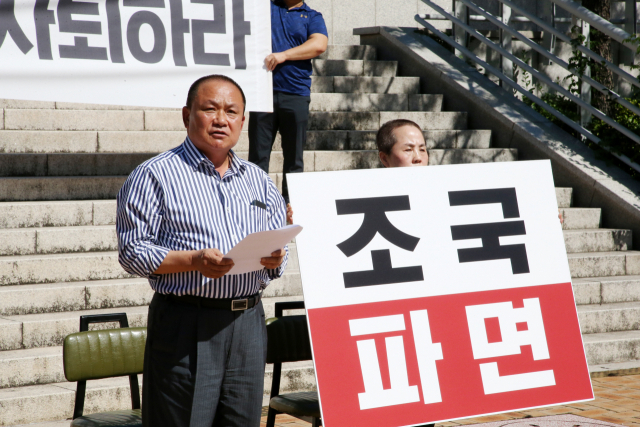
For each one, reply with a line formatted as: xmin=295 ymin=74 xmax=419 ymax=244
xmin=232 ymin=298 xmax=249 ymax=311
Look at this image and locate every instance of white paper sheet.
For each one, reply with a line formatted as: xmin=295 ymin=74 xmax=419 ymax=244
xmin=224 ymin=225 xmax=303 ymax=275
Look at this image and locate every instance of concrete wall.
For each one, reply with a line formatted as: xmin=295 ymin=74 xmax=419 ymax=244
xmin=305 ymin=0 xmax=451 ymax=45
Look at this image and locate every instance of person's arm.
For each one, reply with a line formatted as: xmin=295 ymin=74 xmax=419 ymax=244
xmin=265 ymin=33 xmax=328 ymax=71
xmin=154 ymin=248 xmax=235 ymax=279
xmin=116 ymin=168 xmax=235 ymax=279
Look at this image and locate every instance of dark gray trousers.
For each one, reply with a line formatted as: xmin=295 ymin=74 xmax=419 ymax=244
xmin=142 ymin=293 xmax=267 ymax=427
xmin=248 ymin=91 xmax=311 ymax=203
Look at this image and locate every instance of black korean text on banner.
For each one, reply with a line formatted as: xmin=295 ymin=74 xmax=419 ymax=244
xmin=336 ymin=196 xmax=424 ymax=288
xmin=58 ymin=0 xmax=108 ymax=60
xmin=0 ymin=0 xmax=251 ymax=68
xmin=449 ymin=188 xmax=530 ymax=274
xmin=0 ymin=0 xmax=34 ymax=54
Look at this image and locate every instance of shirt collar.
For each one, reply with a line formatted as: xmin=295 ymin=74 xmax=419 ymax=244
xmin=182 ymin=136 xmax=246 ymax=177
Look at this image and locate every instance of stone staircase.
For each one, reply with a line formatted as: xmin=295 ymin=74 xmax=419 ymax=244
xmin=0 ymin=44 xmax=637 ymax=426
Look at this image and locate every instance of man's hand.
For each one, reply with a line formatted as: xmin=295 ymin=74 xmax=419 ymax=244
xmin=265 ymin=52 xmax=287 ymax=71
xmin=287 ymin=203 xmax=294 ymax=225
xmin=193 ymin=248 xmax=235 ymax=279
xmin=261 ymin=248 xmax=286 ymax=269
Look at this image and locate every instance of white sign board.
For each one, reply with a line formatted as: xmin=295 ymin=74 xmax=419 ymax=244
xmin=288 ymin=161 xmax=593 ymax=427
xmin=0 ymin=0 xmax=272 ymax=111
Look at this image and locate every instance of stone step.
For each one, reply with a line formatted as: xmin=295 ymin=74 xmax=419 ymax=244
xmin=2 ymin=109 xmax=145 ymax=131
xmin=309 ymin=93 xmax=442 ymax=112
xmin=563 ymin=229 xmax=632 ymax=254
xmin=0 ymin=225 xmax=117 ymax=256
xmin=311 ymin=76 xmax=420 ymax=94
xmin=308 ymin=111 xmax=467 ymax=130
xmin=0 ymin=294 xmax=304 ymax=351
xmin=317 ymin=45 xmax=376 ymax=60
xmin=0 ymin=358 xmax=315 ymax=426
xmin=577 ymin=301 xmax=640 ymax=334
xmin=311 ymin=59 xmax=398 ymax=76
xmin=0 ymin=244 xmax=299 ymax=287
xmin=2 ymin=109 xmax=468 ymax=133
xmin=567 ymin=251 xmax=640 ymax=279
xmin=583 ymin=330 xmax=640 ymax=365
xmin=0 ymin=185 xmax=571 ymax=229
xmin=0 ymin=252 xmax=129 ymax=287
xmin=0 ymin=266 xmax=301 ymax=316
xmin=428 ymin=148 xmax=517 ymax=164
xmin=0 ymin=376 xmax=139 ymax=426
xmin=307 ymin=129 xmax=491 ymax=150
xmin=0 ymin=200 xmax=116 ymax=229
xmin=0 ymin=148 xmax=514 ymax=179
xmin=0 ymin=176 xmax=127 ymax=201
xmin=573 ymin=275 xmax=640 ymax=305
xmin=0 ymin=128 xmax=491 ymax=155
xmin=560 ymin=208 xmax=601 ymax=230
xmin=556 ymin=187 xmax=573 ymax=208
xmin=0 ymin=154 xmax=154 ymax=177
xmin=0 ymin=108 xmax=467 ymax=132
xmin=0 ymin=98 xmax=174 ymax=110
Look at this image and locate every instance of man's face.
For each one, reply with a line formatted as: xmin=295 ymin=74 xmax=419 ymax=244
xmin=182 ymin=79 xmax=245 ymax=158
xmin=379 ymin=125 xmax=429 ymax=168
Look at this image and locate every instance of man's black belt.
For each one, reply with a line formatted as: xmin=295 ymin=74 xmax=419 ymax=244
xmin=167 ymin=292 xmax=261 ymax=311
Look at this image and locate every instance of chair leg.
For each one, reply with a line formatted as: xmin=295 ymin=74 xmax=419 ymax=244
xmin=266 ymin=407 xmax=278 ymax=427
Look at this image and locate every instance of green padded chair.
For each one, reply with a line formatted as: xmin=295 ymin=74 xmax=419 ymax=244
xmin=63 ymin=313 xmax=146 ymax=427
xmin=266 ymin=301 xmax=321 ymax=427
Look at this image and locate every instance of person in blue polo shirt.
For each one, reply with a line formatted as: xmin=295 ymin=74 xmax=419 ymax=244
xmin=249 ymin=0 xmax=328 ymax=203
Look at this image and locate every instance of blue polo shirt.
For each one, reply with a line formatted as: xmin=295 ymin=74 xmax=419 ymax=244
xmin=271 ymin=1 xmax=328 ymax=97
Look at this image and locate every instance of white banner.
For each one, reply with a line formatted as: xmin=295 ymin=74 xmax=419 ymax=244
xmin=0 ymin=0 xmax=273 ymax=111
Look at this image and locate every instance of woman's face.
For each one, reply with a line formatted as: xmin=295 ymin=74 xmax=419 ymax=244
xmin=379 ymin=125 xmax=429 ymax=168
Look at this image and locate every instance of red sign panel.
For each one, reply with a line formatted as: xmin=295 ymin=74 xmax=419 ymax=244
xmin=308 ymin=283 xmax=592 ymax=427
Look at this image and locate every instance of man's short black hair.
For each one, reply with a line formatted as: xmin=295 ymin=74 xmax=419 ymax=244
xmin=186 ymin=74 xmax=247 ymax=112
xmin=376 ymin=119 xmax=423 ymax=154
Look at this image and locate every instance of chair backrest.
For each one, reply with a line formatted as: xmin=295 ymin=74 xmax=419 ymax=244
xmin=64 ymin=313 xmax=146 ymax=420
xmin=63 ymin=327 xmax=147 ymax=382
xmin=266 ymin=315 xmax=312 ymax=364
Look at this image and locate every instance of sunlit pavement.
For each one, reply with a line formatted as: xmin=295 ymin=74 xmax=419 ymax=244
xmin=261 ymin=374 xmax=640 ymax=426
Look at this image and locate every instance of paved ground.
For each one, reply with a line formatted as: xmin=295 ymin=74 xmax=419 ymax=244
xmin=260 ymin=374 xmax=640 ymax=426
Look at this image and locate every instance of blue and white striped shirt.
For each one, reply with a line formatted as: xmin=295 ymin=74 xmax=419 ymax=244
xmin=116 ymin=137 xmax=288 ymax=298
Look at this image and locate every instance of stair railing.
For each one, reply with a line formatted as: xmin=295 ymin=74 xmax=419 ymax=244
xmin=416 ymin=0 xmax=640 ymax=173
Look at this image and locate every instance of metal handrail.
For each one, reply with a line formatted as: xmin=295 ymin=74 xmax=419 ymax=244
xmin=414 ymin=1 xmax=640 ymax=173
xmin=500 ymin=0 xmax=640 ymax=91
xmin=549 ymin=0 xmax=637 ymax=50
xmin=450 ymin=0 xmax=640 ymax=118
xmin=419 ymin=0 xmax=640 ymax=147
xmin=413 ymin=16 xmax=640 ymax=173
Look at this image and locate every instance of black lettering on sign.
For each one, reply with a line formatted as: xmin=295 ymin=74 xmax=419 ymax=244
xmin=34 ymin=0 xmax=56 ymax=60
xmin=168 ymin=0 xmax=189 ymax=66
xmin=192 ymin=0 xmax=229 ymax=66
xmin=336 ymin=196 xmax=423 ymax=288
xmin=127 ymin=10 xmax=167 ymax=63
xmin=57 ymin=0 xmax=108 ymax=60
xmin=449 ymin=188 xmax=530 ymax=274
xmin=0 ymin=0 xmax=34 ymax=54
xmin=105 ymin=0 xmax=124 ymax=63
xmin=232 ymin=0 xmax=250 ymax=69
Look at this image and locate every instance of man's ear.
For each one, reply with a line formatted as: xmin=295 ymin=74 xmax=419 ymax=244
xmin=379 ymin=151 xmax=390 ymax=168
xmin=182 ymin=106 xmax=190 ymax=129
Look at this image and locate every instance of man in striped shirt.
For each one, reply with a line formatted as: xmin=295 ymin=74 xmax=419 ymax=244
xmin=116 ymin=75 xmax=288 ymax=427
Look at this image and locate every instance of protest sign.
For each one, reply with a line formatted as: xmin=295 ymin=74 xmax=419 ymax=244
xmin=287 ymin=160 xmax=593 ymax=427
xmin=0 ymin=0 xmax=272 ymax=111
